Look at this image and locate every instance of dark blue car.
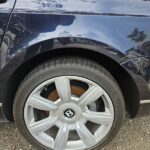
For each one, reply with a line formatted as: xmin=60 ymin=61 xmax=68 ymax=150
xmin=0 ymin=0 xmax=150 ymax=149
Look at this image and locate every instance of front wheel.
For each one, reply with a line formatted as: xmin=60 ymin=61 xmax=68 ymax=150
xmin=13 ymin=57 xmax=125 ymax=150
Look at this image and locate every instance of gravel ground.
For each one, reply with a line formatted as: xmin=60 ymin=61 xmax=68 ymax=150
xmin=0 ymin=104 xmax=150 ymax=150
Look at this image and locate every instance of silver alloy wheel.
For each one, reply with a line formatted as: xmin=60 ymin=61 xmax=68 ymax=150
xmin=24 ymin=76 xmax=114 ymax=150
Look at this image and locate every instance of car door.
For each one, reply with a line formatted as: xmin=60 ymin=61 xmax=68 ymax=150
xmin=0 ymin=0 xmax=16 ymax=43
xmin=0 ymin=0 xmax=16 ymax=67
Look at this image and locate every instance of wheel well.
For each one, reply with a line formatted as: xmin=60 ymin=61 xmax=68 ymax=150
xmin=4 ymin=48 xmax=140 ymax=121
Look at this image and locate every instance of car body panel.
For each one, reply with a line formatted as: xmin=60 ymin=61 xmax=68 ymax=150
xmin=0 ymin=0 xmax=150 ymax=121
xmin=0 ymin=0 xmax=16 ymax=44
xmin=2 ymin=14 xmax=150 ymax=92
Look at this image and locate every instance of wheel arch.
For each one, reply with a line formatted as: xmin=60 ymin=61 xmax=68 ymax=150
xmin=3 ymin=47 xmax=140 ymax=121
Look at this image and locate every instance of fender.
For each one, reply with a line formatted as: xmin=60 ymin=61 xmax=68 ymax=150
xmin=0 ymin=38 xmax=142 ymax=120
xmin=1 ymin=12 xmax=150 ymax=85
xmin=0 ymin=36 xmax=125 ymax=83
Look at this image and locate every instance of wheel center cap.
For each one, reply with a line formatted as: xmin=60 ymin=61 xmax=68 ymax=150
xmin=56 ymin=103 xmax=82 ymax=123
xmin=64 ymin=109 xmax=75 ymax=118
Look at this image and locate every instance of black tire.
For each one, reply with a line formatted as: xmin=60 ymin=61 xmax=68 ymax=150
xmin=13 ymin=56 xmax=125 ymax=150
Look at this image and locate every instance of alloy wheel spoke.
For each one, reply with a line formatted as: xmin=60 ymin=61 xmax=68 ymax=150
xmin=54 ymin=124 xmax=69 ymax=150
xmin=83 ymin=111 xmax=113 ymax=124
xmin=28 ymin=95 xmax=58 ymax=111
xmin=76 ymin=122 xmax=96 ymax=147
xmin=79 ymin=86 xmax=103 ymax=106
xmin=29 ymin=117 xmax=57 ymax=134
xmin=55 ymin=77 xmax=71 ymax=102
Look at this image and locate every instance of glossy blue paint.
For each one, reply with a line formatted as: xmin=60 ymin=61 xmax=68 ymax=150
xmin=0 ymin=0 xmax=150 ymax=120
